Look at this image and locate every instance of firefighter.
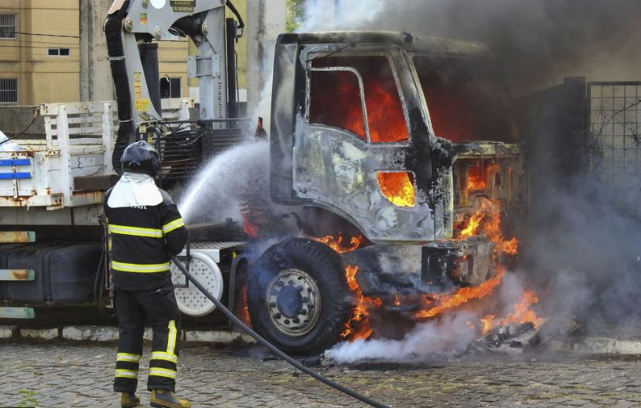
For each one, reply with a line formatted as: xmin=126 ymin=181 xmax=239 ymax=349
xmin=104 ymin=141 xmax=190 ymax=408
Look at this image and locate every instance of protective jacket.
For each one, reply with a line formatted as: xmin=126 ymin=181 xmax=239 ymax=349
xmin=104 ymin=186 xmax=187 ymax=291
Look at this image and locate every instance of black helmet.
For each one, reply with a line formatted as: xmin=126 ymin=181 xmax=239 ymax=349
xmin=121 ymin=141 xmax=161 ymax=178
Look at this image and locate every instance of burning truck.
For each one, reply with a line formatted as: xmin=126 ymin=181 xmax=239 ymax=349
xmin=0 ymin=0 xmax=530 ymax=356
xmin=5 ymin=0 xmax=638 ymax=358
xmin=231 ymin=31 xmax=528 ymax=354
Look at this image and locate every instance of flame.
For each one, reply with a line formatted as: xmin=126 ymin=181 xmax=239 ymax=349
xmin=393 ymin=294 xmax=401 ymax=306
xmin=457 ymin=195 xmax=519 ymax=257
xmin=466 ymin=165 xmax=488 ymax=191
xmin=341 ymin=265 xmax=382 ymax=341
xmin=416 ymin=269 xmax=505 ymax=319
xmin=313 ymin=233 xmax=363 ymax=254
xmin=501 ymin=237 xmax=519 ymax=256
xmin=310 ymin=56 xmax=409 ymax=143
xmin=377 ymin=172 xmax=416 ymax=207
xmin=233 ymin=283 xmax=252 ymax=329
xmin=240 ymin=285 xmax=252 ymax=327
xmin=481 ymin=290 xmax=542 ymax=335
xmin=480 ymin=314 xmax=496 ymax=335
xmin=241 ymin=212 xmax=259 ymax=238
xmin=428 ymin=161 xmax=540 ymax=333
xmin=466 ymin=163 xmax=500 ymax=191
xmin=311 ymin=234 xmax=379 ymax=341
xmin=458 ymin=161 xmax=517 ymax=255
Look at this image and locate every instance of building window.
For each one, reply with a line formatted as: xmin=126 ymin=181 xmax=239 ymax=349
xmin=160 ymin=77 xmax=181 ymax=98
xmin=0 ymin=78 xmax=18 ymax=103
xmin=48 ymin=48 xmax=71 ymax=56
xmin=0 ymin=14 xmax=17 ymax=39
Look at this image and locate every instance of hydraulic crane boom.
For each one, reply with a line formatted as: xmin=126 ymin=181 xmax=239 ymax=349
xmin=104 ymin=0 xmax=242 ymax=172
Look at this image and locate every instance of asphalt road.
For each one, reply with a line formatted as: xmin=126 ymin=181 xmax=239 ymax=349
xmin=1 ymin=341 xmax=641 ymax=407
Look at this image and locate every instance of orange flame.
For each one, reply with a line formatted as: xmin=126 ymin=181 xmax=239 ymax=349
xmin=480 ymin=314 xmax=496 ymax=335
xmin=241 ymin=212 xmax=259 ymax=238
xmin=314 ymin=234 xmax=363 ymax=254
xmin=416 ymin=269 xmax=505 ymax=319
xmin=377 ymin=171 xmax=416 ymax=207
xmin=241 ymin=286 xmax=252 ymax=327
xmin=233 ymin=283 xmax=253 ymax=329
xmin=481 ymin=290 xmax=542 ymax=335
xmin=310 ymin=56 xmax=409 ymax=143
xmin=457 ymin=196 xmax=519 ymax=257
xmin=311 ymin=234 xmax=379 ymax=341
xmin=466 ymin=163 xmax=500 ymax=191
xmin=436 ymin=168 xmax=540 ymax=334
xmin=341 ymin=265 xmax=382 ymax=341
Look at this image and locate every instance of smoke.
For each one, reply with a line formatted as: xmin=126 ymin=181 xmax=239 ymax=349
xmin=329 ymin=271 xmax=533 ymax=363
xmin=178 ymin=140 xmax=269 ymax=223
xmin=298 ymin=0 xmax=641 ymax=93
xmin=524 ymin=175 xmax=641 ymax=326
xmin=330 ymin=311 xmax=477 ymax=363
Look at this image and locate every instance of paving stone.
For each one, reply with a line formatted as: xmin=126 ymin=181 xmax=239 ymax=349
xmin=613 ymin=401 xmax=637 ymax=408
xmin=4 ymin=342 xmax=641 ymax=407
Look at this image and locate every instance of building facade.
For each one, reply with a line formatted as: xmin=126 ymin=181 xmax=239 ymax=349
xmin=0 ymin=0 xmax=81 ymax=104
xmin=0 ymin=0 xmax=252 ymax=107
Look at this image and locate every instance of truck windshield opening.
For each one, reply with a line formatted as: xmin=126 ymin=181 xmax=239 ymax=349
xmin=414 ymin=56 xmax=512 ymax=143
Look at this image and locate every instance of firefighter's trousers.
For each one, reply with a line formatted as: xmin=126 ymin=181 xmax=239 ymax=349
xmin=113 ymin=286 xmax=181 ymax=393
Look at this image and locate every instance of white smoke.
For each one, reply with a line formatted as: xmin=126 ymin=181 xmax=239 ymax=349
xmin=330 ymin=311 xmax=477 ymax=363
xmin=295 ymin=0 xmax=384 ymax=33
xmin=329 ymin=271 xmax=535 ymax=363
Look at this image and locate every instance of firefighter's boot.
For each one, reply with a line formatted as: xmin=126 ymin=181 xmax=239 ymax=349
xmin=120 ymin=392 xmax=141 ymax=408
xmin=150 ymin=390 xmax=191 ymax=408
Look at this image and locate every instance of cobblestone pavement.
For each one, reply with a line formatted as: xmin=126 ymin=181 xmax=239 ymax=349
xmin=2 ymin=341 xmax=641 ymax=408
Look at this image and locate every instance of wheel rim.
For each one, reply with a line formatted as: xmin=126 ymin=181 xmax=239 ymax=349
xmin=265 ymin=268 xmax=322 ymax=337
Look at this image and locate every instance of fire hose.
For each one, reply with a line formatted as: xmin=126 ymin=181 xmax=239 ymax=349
xmin=169 ymin=253 xmax=390 ymax=408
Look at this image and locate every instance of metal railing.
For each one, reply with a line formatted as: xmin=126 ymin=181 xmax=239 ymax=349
xmin=588 ymin=81 xmax=641 ymax=220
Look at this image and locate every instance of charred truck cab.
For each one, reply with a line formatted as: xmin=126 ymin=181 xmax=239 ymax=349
xmin=253 ymin=32 xmax=525 ymax=352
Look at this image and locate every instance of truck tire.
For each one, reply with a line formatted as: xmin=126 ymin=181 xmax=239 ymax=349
xmin=247 ymin=238 xmax=351 ymax=355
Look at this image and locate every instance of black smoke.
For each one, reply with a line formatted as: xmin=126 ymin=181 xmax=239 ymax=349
xmin=330 ymin=0 xmax=641 ymax=94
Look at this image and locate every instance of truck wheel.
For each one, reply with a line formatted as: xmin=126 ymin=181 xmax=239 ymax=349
xmin=247 ymin=238 xmax=351 ymax=355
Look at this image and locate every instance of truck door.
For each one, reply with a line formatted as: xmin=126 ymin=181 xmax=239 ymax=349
xmin=290 ymin=46 xmax=439 ymax=243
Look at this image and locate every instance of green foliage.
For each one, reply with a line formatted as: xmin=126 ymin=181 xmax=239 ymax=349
xmin=17 ymin=389 xmax=39 ymax=407
xmin=286 ymin=0 xmax=306 ymax=32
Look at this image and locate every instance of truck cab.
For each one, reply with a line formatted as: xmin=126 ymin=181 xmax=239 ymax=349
xmin=245 ymin=32 xmax=525 ymax=354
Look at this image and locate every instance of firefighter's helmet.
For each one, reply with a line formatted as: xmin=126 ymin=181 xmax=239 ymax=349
xmin=121 ymin=141 xmax=161 ymax=178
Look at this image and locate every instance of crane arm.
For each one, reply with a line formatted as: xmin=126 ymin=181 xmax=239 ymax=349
xmin=105 ymin=0 xmax=235 ymax=173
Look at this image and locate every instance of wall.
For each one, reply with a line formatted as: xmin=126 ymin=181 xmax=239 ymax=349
xmin=0 ymin=0 xmax=267 ymax=113
xmin=0 ymin=0 xmax=80 ymax=105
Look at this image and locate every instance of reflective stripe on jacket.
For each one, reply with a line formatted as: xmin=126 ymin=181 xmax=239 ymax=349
xmin=104 ymin=188 xmax=188 ymax=291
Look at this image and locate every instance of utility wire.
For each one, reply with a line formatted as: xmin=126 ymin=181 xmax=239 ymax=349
xmin=0 ymin=40 xmax=79 ymax=46
xmin=0 ymin=44 xmax=79 ymax=50
xmin=10 ymin=31 xmax=80 ymax=39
